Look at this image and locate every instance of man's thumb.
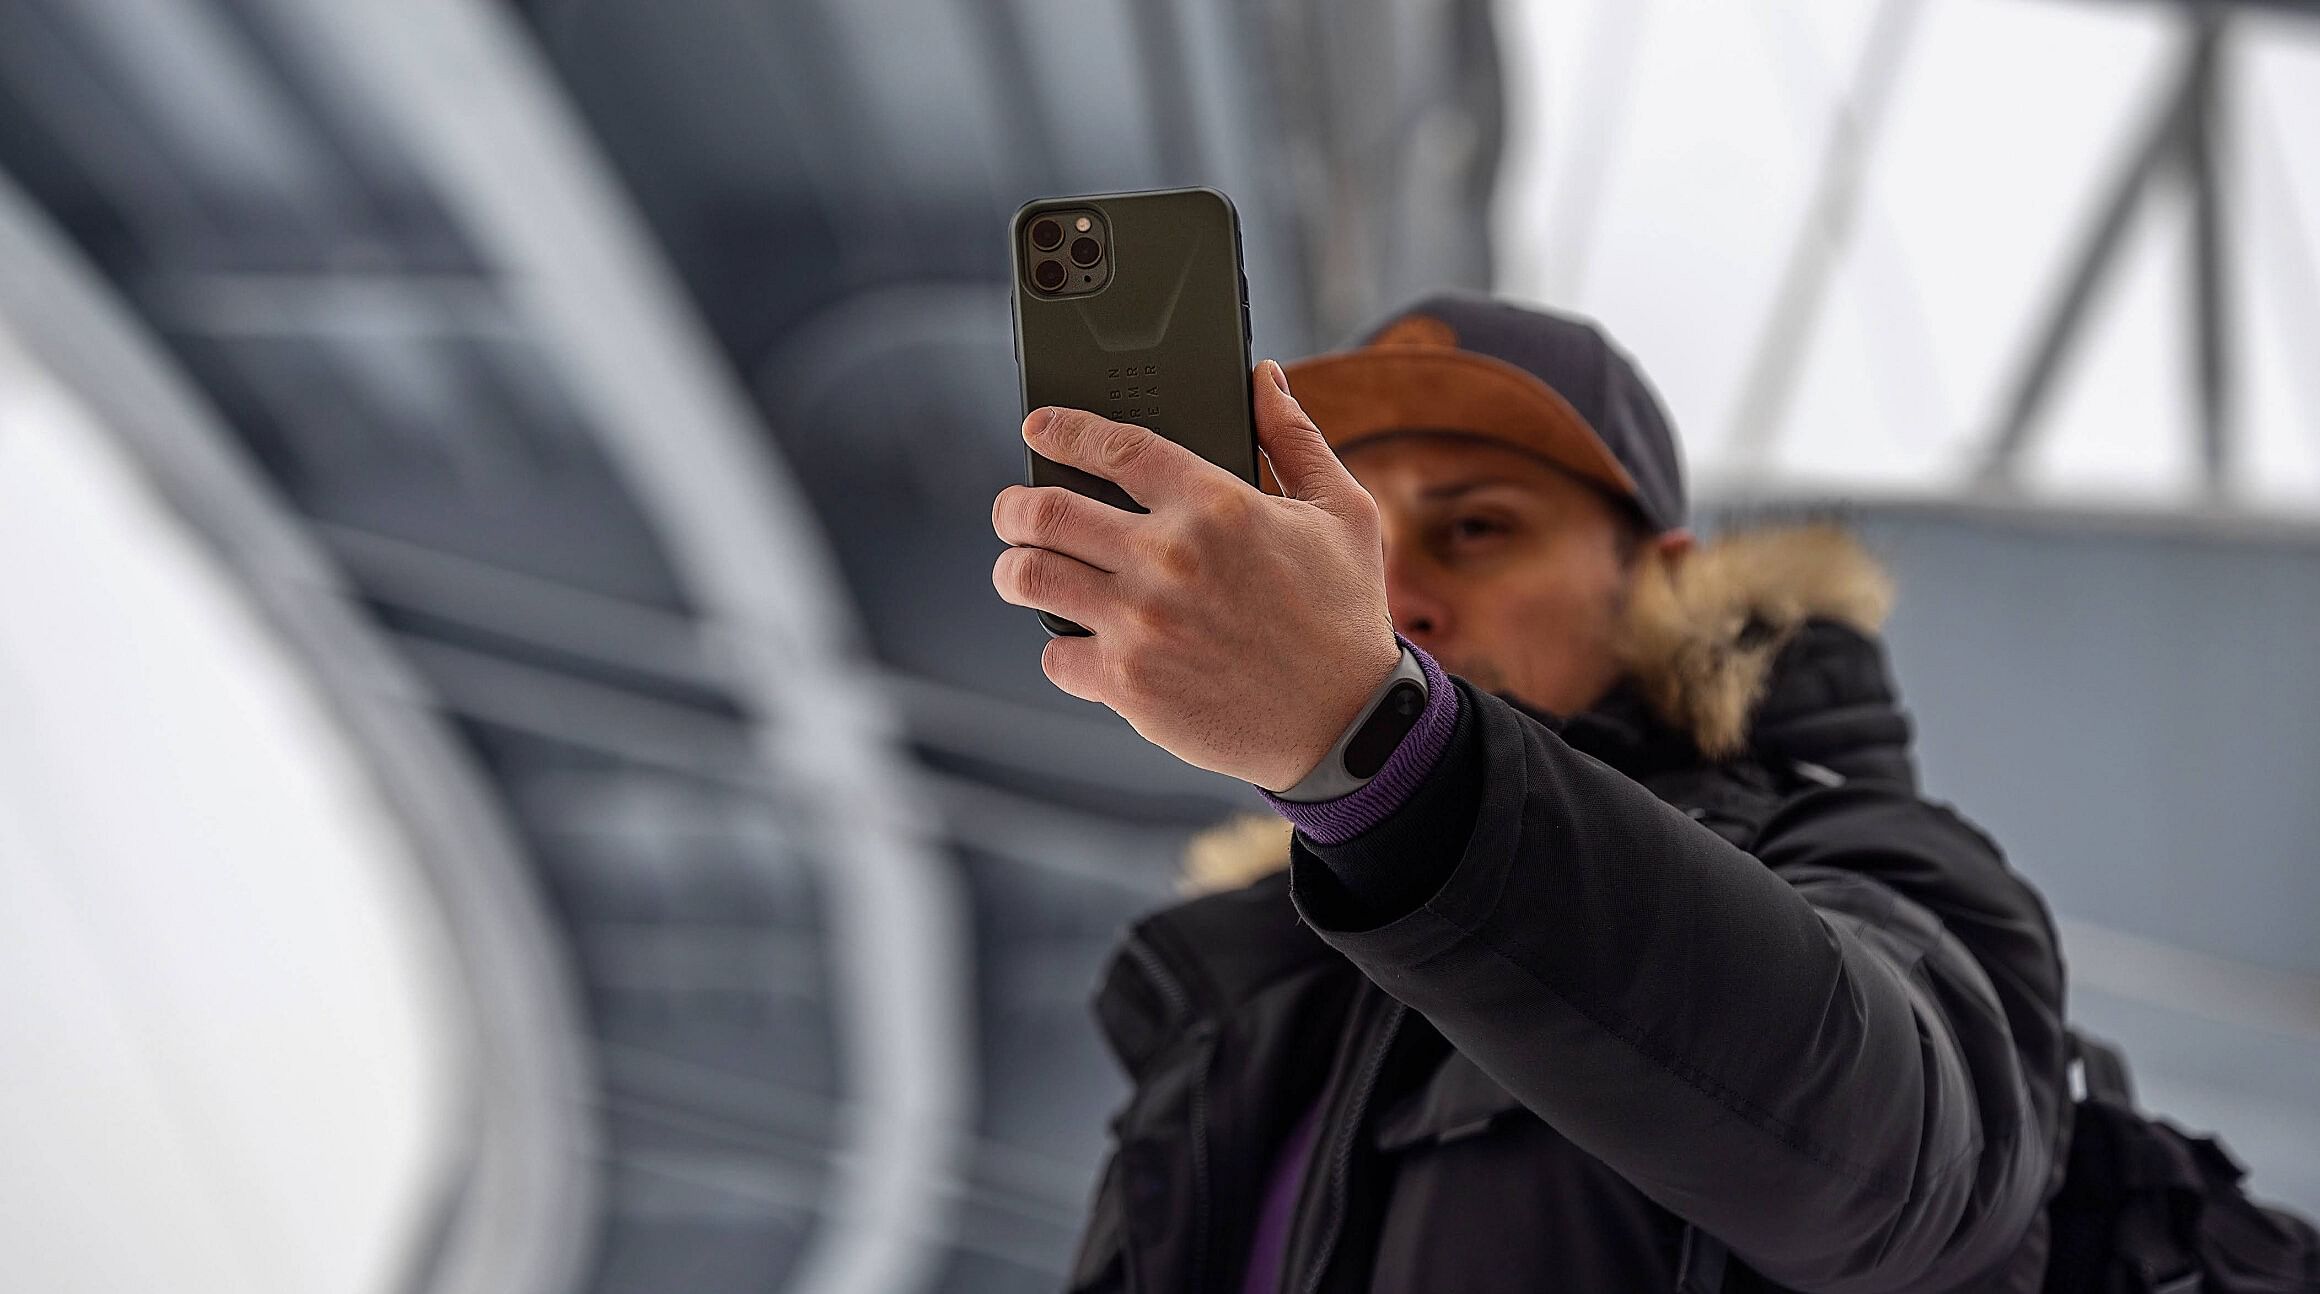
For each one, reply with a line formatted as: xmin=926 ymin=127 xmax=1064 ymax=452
xmin=1253 ymin=360 xmax=1355 ymax=506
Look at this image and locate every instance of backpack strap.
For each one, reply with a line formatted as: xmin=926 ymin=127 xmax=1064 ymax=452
xmin=1675 ymin=1224 xmax=1730 ymax=1293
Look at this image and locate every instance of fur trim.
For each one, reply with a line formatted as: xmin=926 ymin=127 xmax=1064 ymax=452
xmin=1178 ymin=813 xmax=1296 ymax=897
xmin=1175 ymin=523 xmax=1893 ymax=894
xmin=1617 ymin=522 xmax=1893 ymax=758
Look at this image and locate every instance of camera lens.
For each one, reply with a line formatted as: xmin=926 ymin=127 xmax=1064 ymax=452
xmin=1033 ymin=259 xmax=1066 ymax=291
xmin=1029 ymin=218 xmax=1063 ymax=251
xmin=1069 ymin=236 xmax=1102 ymax=268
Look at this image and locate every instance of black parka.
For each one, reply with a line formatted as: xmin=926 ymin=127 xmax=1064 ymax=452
xmin=1066 ymin=526 xmax=2072 ymax=1294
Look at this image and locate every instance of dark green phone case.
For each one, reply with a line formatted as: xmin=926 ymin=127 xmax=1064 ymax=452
xmin=1009 ymin=186 xmax=1258 ymax=637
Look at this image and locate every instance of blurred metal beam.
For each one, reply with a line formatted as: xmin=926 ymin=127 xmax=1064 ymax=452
xmin=1723 ymin=0 xmax=1926 ymax=478
xmin=317 ymin=522 xmax=729 ymax=691
xmin=917 ymin=769 xmax=1197 ymax=899
xmin=248 ymin=6 xmax=979 ymax=1294
xmin=2184 ymin=5 xmax=2231 ymax=497
xmin=1266 ymin=0 xmax=1504 ymax=341
xmin=1695 ymin=478 xmax=2320 ymax=546
xmin=1522 ymin=0 xmax=1651 ymax=306
xmin=146 ymin=272 xmax=519 ymax=339
xmin=2243 ymin=84 xmax=2320 ymax=468
xmin=396 ymin=638 xmax=763 ymax=785
xmin=0 ymin=162 xmax=600 ymax=1294
xmin=960 ymin=0 xmax=1063 ymax=201
xmin=876 ymin=668 xmax=1245 ymax=808
xmin=1975 ymin=7 xmax=2235 ymax=492
xmin=1124 ymin=0 xmax=1205 ymax=183
xmin=1220 ymin=0 xmax=1319 ymax=352
xmin=602 ymin=1070 xmax=1101 ymax=1228
xmin=2082 ymin=0 xmax=2318 ymax=13
xmin=2062 ymin=912 xmax=2320 ymax=1041
xmin=716 ymin=0 xmax=889 ymax=249
xmin=1975 ymin=121 xmax=2170 ymax=487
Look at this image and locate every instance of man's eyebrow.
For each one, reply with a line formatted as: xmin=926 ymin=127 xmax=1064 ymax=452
xmin=1417 ymin=477 xmax=1524 ymax=502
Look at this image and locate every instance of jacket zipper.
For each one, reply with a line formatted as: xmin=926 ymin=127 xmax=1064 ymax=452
xmin=1121 ymin=931 xmax=1218 ymax=1294
xmin=1297 ymin=999 xmax=1408 ymax=1294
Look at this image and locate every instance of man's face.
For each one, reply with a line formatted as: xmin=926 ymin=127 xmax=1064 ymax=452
xmin=1342 ymin=433 xmax=1649 ymax=718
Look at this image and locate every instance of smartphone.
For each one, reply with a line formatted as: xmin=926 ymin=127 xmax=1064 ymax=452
xmin=1010 ymin=186 xmax=1259 ymax=637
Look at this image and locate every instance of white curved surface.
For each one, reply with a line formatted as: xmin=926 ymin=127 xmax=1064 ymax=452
xmin=0 ymin=325 xmax=467 ymax=1294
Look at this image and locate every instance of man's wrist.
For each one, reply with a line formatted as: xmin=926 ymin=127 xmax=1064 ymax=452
xmin=1296 ymin=674 xmax=1483 ymax=923
xmin=1269 ymin=643 xmax=1428 ymax=802
xmin=1259 ymin=637 xmax=1458 ymax=844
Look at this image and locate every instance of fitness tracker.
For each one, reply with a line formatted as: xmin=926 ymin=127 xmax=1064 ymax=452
xmin=1269 ymin=644 xmax=1430 ymax=802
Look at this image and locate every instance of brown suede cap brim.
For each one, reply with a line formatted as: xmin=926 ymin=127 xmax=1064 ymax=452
xmin=1279 ymin=344 xmax=1643 ymax=505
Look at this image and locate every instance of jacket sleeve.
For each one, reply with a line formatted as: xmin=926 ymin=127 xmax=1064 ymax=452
xmin=1287 ymin=680 xmax=2070 ymax=1294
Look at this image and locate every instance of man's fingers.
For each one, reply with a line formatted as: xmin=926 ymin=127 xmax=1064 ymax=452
xmin=1025 ymin=407 xmax=1233 ymax=508
xmin=992 ymin=544 xmax=1113 ymax=626
xmin=1038 ymin=635 xmax=1107 ymax=704
xmin=992 ymin=484 xmax=1138 ymax=573
xmin=1252 ymin=360 xmax=1361 ymax=510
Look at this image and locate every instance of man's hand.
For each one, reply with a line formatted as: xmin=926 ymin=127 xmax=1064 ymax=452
xmin=991 ymin=360 xmax=1401 ymax=792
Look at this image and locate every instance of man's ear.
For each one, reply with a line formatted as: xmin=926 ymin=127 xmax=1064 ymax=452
xmin=1653 ymin=528 xmax=1696 ymax=567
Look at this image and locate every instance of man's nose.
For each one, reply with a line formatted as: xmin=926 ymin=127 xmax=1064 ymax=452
xmin=1383 ymin=546 xmax=1452 ymax=646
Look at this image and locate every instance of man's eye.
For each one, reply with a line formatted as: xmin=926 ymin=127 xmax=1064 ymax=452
xmin=1449 ymin=516 xmax=1505 ymax=542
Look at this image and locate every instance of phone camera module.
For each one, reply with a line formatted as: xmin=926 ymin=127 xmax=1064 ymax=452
xmin=1069 ymin=236 xmax=1102 ymax=268
xmin=1029 ymin=218 xmax=1064 ymax=252
xmin=1033 ymin=259 xmax=1067 ymax=291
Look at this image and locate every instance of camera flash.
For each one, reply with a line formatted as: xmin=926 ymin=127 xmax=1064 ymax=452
xmin=1074 ymin=216 xmax=1092 ymax=232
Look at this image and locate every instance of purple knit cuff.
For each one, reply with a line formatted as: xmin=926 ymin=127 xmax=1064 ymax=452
xmin=1259 ymin=637 xmax=1459 ymax=845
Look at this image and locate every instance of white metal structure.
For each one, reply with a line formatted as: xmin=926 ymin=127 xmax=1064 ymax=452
xmin=1496 ymin=0 xmax=2320 ymax=511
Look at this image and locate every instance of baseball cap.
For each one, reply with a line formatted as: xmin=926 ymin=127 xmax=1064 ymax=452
xmin=1281 ymin=293 xmax=1687 ymax=536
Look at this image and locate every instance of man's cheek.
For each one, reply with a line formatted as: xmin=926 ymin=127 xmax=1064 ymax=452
xmin=1456 ymin=649 xmax=1512 ymax=700
xmin=1502 ymin=596 xmax=1593 ymax=696
xmin=1453 ymin=656 xmax=1506 ymax=693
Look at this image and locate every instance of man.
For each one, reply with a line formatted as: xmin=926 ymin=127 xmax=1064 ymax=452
xmin=990 ymin=294 xmax=2069 ymax=1292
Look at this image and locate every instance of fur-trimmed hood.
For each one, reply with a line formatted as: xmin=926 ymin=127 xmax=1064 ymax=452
xmin=1177 ymin=523 xmax=1896 ymax=897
